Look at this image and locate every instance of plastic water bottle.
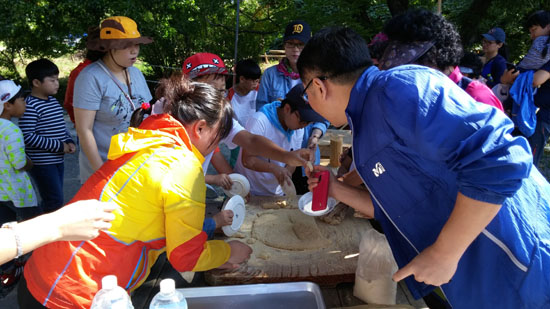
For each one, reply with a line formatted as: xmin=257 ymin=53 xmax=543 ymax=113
xmin=91 ymin=275 xmax=134 ymax=309
xmin=149 ymin=279 xmax=188 ymax=309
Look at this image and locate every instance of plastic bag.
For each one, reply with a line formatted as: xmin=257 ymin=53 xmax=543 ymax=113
xmin=354 ymin=228 xmax=398 ymax=305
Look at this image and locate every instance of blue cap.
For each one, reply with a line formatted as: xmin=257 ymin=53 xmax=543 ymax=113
xmin=482 ymin=27 xmax=505 ymax=43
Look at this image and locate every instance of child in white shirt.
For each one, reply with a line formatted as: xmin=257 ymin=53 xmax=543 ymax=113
xmin=234 ymin=84 xmax=325 ymax=196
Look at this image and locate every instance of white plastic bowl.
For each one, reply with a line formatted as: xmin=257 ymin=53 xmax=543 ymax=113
xmin=298 ymin=192 xmax=339 ymax=216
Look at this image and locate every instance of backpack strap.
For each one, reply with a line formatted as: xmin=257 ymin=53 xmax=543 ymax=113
xmin=458 ymin=76 xmax=473 ymax=91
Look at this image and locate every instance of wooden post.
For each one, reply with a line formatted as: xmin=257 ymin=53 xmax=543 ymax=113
xmin=330 ymin=137 xmax=343 ymax=167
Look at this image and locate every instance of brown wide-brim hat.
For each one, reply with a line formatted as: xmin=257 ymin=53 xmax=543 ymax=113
xmin=87 ymin=16 xmax=153 ymax=51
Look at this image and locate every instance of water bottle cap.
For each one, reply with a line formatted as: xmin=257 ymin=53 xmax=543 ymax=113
xmin=101 ymin=275 xmax=118 ymax=290
xmin=159 ymin=278 xmax=176 ymax=294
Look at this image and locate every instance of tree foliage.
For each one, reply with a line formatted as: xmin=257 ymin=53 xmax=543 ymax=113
xmin=0 ymin=0 xmax=549 ymax=81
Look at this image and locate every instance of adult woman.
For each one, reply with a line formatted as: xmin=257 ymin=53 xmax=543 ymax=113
xmin=481 ymin=27 xmax=508 ymax=88
xmin=20 ymin=74 xmax=252 ymax=308
xmin=74 ymin=16 xmax=153 ymax=183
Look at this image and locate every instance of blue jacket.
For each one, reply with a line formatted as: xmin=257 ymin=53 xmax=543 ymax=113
xmin=348 ymin=65 xmax=550 ymax=308
xmin=257 ymin=65 xmax=296 ymax=110
xmin=257 ymin=65 xmax=330 ymax=171
xmin=510 ymin=70 xmax=537 ymax=137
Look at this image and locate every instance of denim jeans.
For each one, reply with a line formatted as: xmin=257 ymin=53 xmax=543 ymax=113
xmin=527 ymin=111 xmax=550 ymax=167
xmin=28 ymin=163 xmax=64 ymax=213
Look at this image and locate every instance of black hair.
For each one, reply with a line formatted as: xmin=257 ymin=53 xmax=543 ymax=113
xmin=369 ymin=38 xmax=389 ymax=61
xmin=280 ymin=98 xmax=299 ymax=112
xmin=384 ymin=8 xmax=463 ymax=70
xmin=459 ymin=52 xmax=483 ymax=79
xmin=297 ymin=26 xmax=372 ymax=85
xmin=7 ymin=88 xmax=25 ymax=104
xmin=525 ymin=10 xmax=550 ymax=58
xmin=25 ymin=59 xmax=59 ymax=86
xmin=525 ymin=10 xmax=550 ymax=29
xmin=131 ymin=73 xmax=233 ymax=146
xmin=85 ymin=49 xmax=107 ymax=62
xmin=235 ymin=59 xmax=261 ymax=82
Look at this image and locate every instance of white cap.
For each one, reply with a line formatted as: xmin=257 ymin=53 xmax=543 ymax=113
xmin=0 ymin=80 xmax=22 ymax=114
xmin=159 ymin=278 xmax=176 ymax=294
xmin=101 ymin=275 xmax=118 ymax=290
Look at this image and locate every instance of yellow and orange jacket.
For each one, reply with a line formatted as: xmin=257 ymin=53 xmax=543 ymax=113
xmin=23 ymin=114 xmax=231 ymax=308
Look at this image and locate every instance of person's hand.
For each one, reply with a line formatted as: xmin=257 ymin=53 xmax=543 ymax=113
xmin=307 ymin=129 xmax=323 ymax=150
xmin=50 ymin=200 xmax=117 ymax=241
xmin=500 ymin=68 xmax=519 ymax=85
xmin=307 ymin=165 xmax=338 ymax=197
xmin=271 ymin=165 xmax=292 ymax=186
xmin=63 ymin=142 xmax=71 ymax=153
xmin=284 ymin=149 xmax=310 ymax=167
xmin=213 ymin=209 xmax=233 ymax=228
xmin=214 ymin=174 xmax=233 ymax=190
xmin=217 ymin=240 xmax=252 ymax=269
xmin=392 ymin=244 xmax=459 ymax=286
xmin=67 ymin=142 xmax=77 ymax=154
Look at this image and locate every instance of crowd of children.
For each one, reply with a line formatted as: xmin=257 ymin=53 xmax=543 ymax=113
xmin=0 ymin=9 xmax=549 ymax=309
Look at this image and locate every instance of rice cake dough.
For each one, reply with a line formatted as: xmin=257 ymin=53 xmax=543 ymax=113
xmin=252 ymin=209 xmax=331 ymax=251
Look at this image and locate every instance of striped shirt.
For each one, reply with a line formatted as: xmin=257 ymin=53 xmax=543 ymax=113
xmin=19 ymin=95 xmax=74 ymax=165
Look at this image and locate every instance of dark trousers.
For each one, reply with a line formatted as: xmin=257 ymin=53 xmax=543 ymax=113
xmin=291 ymin=167 xmax=309 ymax=195
xmin=0 ymin=201 xmax=41 ymax=273
xmin=29 ymin=163 xmax=64 ymax=213
xmin=527 ymin=112 xmax=550 ymax=167
xmin=18 ymin=275 xmax=47 ymax=308
xmin=0 ymin=201 xmax=42 ymax=223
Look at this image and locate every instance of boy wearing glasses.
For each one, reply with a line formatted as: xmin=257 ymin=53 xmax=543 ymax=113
xmin=235 ymin=84 xmax=325 ymax=196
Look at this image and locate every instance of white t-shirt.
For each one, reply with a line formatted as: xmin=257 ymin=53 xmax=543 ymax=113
xmin=234 ymin=112 xmax=303 ymax=196
xmin=231 ymin=90 xmax=257 ymax=127
xmin=201 ymin=118 xmax=244 ymax=173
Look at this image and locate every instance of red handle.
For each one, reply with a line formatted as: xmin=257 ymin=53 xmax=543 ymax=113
xmin=312 ymin=171 xmax=329 ymax=211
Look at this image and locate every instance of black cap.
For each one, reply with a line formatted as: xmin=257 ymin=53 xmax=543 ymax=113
xmin=285 ymin=84 xmax=326 ymax=123
xmin=284 ymin=20 xmax=312 ymax=44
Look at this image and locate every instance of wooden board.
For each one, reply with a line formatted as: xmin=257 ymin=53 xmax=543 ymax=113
xmin=205 ymin=195 xmax=372 ymax=286
xmin=319 ymin=129 xmax=352 ymax=158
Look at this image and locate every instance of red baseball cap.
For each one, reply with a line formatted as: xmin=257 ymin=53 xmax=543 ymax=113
xmin=182 ymin=53 xmax=228 ymax=79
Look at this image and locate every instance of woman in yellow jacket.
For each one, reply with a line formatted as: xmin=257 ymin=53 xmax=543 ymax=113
xmin=20 ymin=74 xmax=252 ymax=308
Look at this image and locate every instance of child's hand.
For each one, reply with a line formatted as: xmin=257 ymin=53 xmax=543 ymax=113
xmin=214 ymin=174 xmax=233 ymax=190
xmin=271 ymin=165 xmax=292 ymax=186
xmin=213 ymin=209 xmax=233 ymax=228
xmin=307 ymin=128 xmax=323 ymax=150
xmin=67 ymin=142 xmax=77 ymax=154
xmin=63 ymin=142 xmax=76 ymax=154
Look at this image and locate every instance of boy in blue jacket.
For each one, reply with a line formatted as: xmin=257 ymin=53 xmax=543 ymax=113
xmin=298 ymin=26 xmax=550 ymax=308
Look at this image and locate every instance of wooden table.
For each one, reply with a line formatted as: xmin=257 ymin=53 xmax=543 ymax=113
xmin=205 ymin=195 xmax=372 ymax=286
